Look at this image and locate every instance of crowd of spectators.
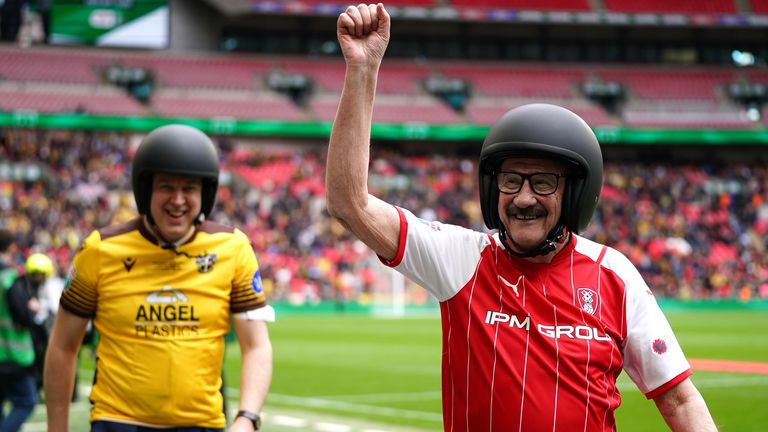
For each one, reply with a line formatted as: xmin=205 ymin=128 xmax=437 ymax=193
xmin=2 ymin=127 xmax=767 ymax=306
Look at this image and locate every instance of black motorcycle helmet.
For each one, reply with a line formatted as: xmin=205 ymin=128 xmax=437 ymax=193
xmin=132 ymin=124 xmax=220 ymax=222
xmin=478 ymin=104 xmax=603 ymax=253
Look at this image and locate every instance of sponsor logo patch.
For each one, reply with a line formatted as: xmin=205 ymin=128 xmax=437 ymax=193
xmin=498 ymin=274 xmax=523 ymax=297
xmin=252 ymin=270 xmax=263 ymax=294
xmin=122 ymin=257 xmax=136 ymax=272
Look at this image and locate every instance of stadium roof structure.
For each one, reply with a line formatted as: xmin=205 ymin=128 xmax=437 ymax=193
xmin=198 ymin=0 xmax=768 ymax=28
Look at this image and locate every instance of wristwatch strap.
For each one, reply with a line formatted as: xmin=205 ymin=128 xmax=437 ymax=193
xmin=236 ymin=410 xmax=261 ymax=430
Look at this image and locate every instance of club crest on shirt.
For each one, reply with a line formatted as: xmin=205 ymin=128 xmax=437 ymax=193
xmin=195 ymin=253 xmax=217 ymax=273
xmin=577 ymin=288 xmax=599 ymax=315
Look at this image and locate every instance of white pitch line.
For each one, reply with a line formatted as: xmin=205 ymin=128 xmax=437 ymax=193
xmin=324 ymin=391 xmax=441 ymax=403
xmin=226 ymin=388 xmax=442 ymax=422
xmin=20 ymin=422 xmax=47 ymax=431
xmin=315 ymin=422 xmax=353 ymax=432
xmin=266 ymin=393 xmax=442 ymax=421
xmin=270 ymin=414 xmax=310 ymax=428
xmin=235 ymin=375 xmax=768 ymax=422
xmin=616 ymin=374 xmax=768 ymax=392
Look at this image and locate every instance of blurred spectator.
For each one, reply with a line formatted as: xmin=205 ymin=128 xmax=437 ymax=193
xmin=0 ymin=249 xmax=53 ymax=432
xmin=9 ymin=253 xmax=55 ymax=386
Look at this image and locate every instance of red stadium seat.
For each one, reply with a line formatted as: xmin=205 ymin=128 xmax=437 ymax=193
xmin=117 ymin=53 xmax=271 ymax=90
xmin=595 ymin=67 xmax=732 ymax=101
xmin=622 ymin=100 xmax=755 ymax=129
xmin=0 ymin=46 xmax=107 ymax=84
xmin=451 ymin=0 xmax=591 ymax=11
xmin=751 ymin=0 xmax=768 ymax=13
xmin=311 ymin=94 xmax=463 ymax=124
xmin=465 ymin=99 xmax=617 ymax=127
xmin=152 ymin=89 xmax=308 ymax=121
xmin=602 ymin=0 xmax=736 ymax=14
xmin=440 ymin=62 xmax=584 ymax=99
xmin=0 ymin=86 xmax=146 ymax=116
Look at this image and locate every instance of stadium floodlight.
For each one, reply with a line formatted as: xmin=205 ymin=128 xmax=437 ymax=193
xmin=746 ymin=105 xmax=761 ymax=122
xmin=731 ymin=50 xmax=755 ymax=67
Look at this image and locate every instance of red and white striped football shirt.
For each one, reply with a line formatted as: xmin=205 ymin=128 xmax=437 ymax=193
xmin=384 ymin=207 xmax=691 ymax=432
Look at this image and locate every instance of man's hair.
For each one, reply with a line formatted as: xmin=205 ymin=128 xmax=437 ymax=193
xmin=0 ymin=229 xmax=13 ymax=253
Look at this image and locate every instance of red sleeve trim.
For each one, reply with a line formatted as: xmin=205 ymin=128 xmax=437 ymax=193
xmin=379 ymin=205 xmax=407 ymax=268
xmin=645 ymin=369 xmax=692 ymax=400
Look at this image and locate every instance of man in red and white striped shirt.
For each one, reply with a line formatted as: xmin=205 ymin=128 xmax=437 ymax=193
xmin=326 ymin=4 xmax=717 ymax=431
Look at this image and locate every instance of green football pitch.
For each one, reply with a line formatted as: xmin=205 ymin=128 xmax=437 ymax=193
xmin=21 ymin=308 xmax=768 ymax=431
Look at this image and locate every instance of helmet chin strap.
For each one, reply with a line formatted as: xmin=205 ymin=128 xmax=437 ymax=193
xmin=500 ymin=222 xmax=568 ymax=258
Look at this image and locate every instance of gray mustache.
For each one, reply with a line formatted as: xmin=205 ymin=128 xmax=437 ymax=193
xmin=506 ymin=206 xmax=547 ymax=219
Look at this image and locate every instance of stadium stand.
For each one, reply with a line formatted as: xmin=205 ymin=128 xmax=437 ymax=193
xmin=1 ymin=0 xmax=767 ymax=306
xmin=440 ymin=62 xmax=584 ymax=99
xmin=0 ymin=84 xmax=147 ymax=116
xmin=310 ymin=93 xmax=465 ymax=124
xmin=2 ymin=130 xmax=767 ymax=302
xmin=621 ymin=100 xmax=753 ymax=129
xmin=4 ymin=44 xmax=764 ymax=129
xmin=465 ymin=99 xmax=617 ymax=126
xmin=450 ymin=0 xmax=592 ymax=11
xmin=602 ymin=0 xmax=737 ymax=14
xmin=152 ymin=88 xmax=308 ymax=121
xmin=0 ymin=39 xmax=768 ymax=129
xmin=117 ymin=54 xmax=271 ymax=90
xmin=0 ymin=46 xmax=106 ymax=84
xmin=594 ymin=67 xmax=732 ymax=101
xmin=753 ymin=0 xmax=768 ymax=14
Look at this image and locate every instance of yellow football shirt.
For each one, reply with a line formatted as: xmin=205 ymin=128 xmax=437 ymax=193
xmin=60 ymin=218 xmax=267 ymax=428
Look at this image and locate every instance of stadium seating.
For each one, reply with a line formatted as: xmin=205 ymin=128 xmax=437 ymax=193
xmin=0 ymin=46 xmax=106 ymax=84
xmin=752 ymin=0 xmax=768 ymax=14
xmin=311 ymin=93 xmax=464 ymax=124
xmin=602 ymin=0 xmax=737 ymax=14
xmin=450 ymin=0 xmax=591 ymax=11
xmin=117 ymin=53 xmax=271 ymax=90
xmin=440 ymin=63 xmax=584 ymax=99
xmin=622 ymin=101 xmax=753 ymax=129
xmin=465 ymin=98 xmax=617 ymax=127
xmin=0 ymin=84 xmax=146 ymax=116
xmin=1 ymin=45 xmax=763 ymax=129
xmin=594 ymin=67 xmax=733 ymax=101
xmin=152 ymin=89 xmax=307 ymax=121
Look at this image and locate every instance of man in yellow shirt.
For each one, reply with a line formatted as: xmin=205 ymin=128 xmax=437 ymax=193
xmin=44 ymin=125 xmax=273 ymax=432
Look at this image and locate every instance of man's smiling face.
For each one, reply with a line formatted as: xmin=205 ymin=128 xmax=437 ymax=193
xmin=149 ymin=173 xmax=202 ymax=243
xmin=497 ymin=157 xmax=567 ymax=254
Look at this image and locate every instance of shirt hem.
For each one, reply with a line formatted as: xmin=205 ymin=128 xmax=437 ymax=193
xmin=645 ymin=368 xmax=692 ymax=399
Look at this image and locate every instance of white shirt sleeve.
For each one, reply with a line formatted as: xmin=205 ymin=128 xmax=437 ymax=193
xmin=604 ymin=248 xmax=691 ymax=396
xmin=388 ymin=207 xmax=492 ymax=302
xmin=234 ymin=305 xmax=276 ymax=322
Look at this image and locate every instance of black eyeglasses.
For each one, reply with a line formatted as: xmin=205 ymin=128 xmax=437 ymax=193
xmin=496 ymin=171 xmax=566 ymax=195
